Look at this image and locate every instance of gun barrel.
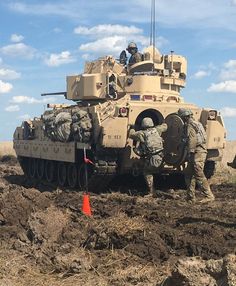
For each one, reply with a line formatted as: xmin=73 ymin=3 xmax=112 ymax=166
xmin=41 ymin=92 xmax=67 ymax=97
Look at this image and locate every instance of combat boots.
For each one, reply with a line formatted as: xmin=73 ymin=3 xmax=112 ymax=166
xmin=200 ymin=182 xmax=215 ymax=203
xmin=199 ymin=194 xmax=215 ymax=203
xmin=144 ymin=174 xmax=156 ymax=197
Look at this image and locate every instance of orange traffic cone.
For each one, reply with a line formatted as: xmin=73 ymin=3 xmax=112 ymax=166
xmin=82 ymin=193 xmax=92 ymax=216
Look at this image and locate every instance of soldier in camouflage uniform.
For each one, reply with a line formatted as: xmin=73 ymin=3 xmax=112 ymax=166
xmin=178 ymin=108 xmax=215 ymax=203
xmin=126 ymin=42 xmax=143 ymax=65
xmin=129 ymin=117 xmax=167 ymax=196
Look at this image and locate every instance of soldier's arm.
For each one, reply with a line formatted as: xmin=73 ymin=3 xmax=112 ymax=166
xmin=187 ymin=125 xmax=197 ymax=153
xmin=128 ymin=129 xmax=144 ymax=142
xmin=155 ymin=123 xmax=168 ymax=135
xmin=129 ymin=128 xmax=136 ymax=138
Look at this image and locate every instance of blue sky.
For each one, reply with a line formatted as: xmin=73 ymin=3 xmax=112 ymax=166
xmin=0 ymin=0 xmax=236 ymax=140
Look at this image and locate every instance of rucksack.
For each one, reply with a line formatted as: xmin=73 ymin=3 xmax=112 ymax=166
xmin=142 ymin=128 xmax=163 ymax=155
xmin=189 ymin=120 xmax=207 ymax=145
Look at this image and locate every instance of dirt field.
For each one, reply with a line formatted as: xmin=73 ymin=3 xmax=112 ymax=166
xmin=0 ymin=143 xmax=236 ymax=285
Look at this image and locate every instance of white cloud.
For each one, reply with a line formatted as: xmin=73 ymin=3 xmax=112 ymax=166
xmin=81 ymin=53 xmax=90 ymax=60
xmin=192 ymin=70 xmax=210 ymax=79
xmin=7 ymin=1 xmax=236 ymax=31
xmin=10 ymin=34 xmax=24 ymax=43
xmin=44 ymin=51 xmax=76 ymax=67
xmin=122 ymin=0 xmax=236 ymax=30
xmin=219 ymin=59 xmax=236 ymax=80
xmin=18 ymin=114 xmax=31 ymax=120
xmin=0 ymin=68 xmax=21 ymax=80
xmin=220 ymin=70 xmax=236 ymax=81
xmin=192 ymin=63 xmax=217 ymax=79
xmin=207 ymin=59 xmax=236 ymax=91
xmin=80 ymin=36 xmax=127 ymax=55
xmin=77 ymin=24 xmax=166 ymax=58
xmin=208 ymin=62 xmax=217 ymax=71
xmin=11 ymin=95 xmax=57 ymax=104
xmin=0 ymin=43 xmax=36 ymax=59
xmin=207 ymin=80 xmax=236 ymax=93
xmin=220 ymin=107 xmax=236 ymax=117
xmin=8 ymin=2 xmax=83 ymax=18
xmin=79 ymin=35 xmax=161 ymax=57
xmin=53 ymin=28 xmax=62 ymax=33
xmin=5 ymin=105 xmax=20 ymax=112
xmin=224 ymin=60 xmax=236 ymax=69
xmin=0 ymin=80 xmax=13 ymax=94
xmin=74 ymin=24 xmax=142 ymax=37
xmin=0 ymin=57 xmax=2 ymax=64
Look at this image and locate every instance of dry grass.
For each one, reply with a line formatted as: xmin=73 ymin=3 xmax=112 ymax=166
xmin=104 ymin=212 xmax=145 ymax=236
xmin=0 ymin=141 xmax=15 ymax=157
xmin=214 ymin=140 xmax=236 ymax=187
xmin=28 ymin=206 xmax=71 ymax=244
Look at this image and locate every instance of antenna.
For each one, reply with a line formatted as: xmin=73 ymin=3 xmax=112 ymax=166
xmin=150 ymin=0 xmax=156 ymax=63
xmin=150 ymin=0 xmax=153 ymax=46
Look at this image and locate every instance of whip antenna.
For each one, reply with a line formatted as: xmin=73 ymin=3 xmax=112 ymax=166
xmin=150 ymin=0 xmax=153 ymax=45
xmin=150 ymin=0 xmax=156 ymax=63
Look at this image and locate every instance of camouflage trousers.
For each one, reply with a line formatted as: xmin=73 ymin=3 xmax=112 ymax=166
xmin=184 ymin=152 xmax=214 ymax=201
xmin=143 ymin=155 xmax=162 ymax=195
xmin=144 ymin=174 xmax=155 ymax=194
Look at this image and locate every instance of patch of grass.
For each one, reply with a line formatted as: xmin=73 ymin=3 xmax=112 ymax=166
xmin=228 ymin=174 xmax=236 ymax=187
xmin=210 ymin=164 xmax=236 ymax=186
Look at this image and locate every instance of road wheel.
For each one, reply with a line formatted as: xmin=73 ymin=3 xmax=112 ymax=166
xmin=67 ymin=163 xmax=78 ymax=188
xmin=45 ymin=161 xmax=55 ymax=183
xmin=78 ymin=163 xmax=93 ymax=191
xmin=29 ymin=158 xmax=37 ymax=179
xmin=58 ymin=162 xmax=67 ymax=187
xmin=36 ymin=159 xmax=44 ymax=180
xmin=78 ymin=163 xmax=86 ymax=191
xmin=18 ymin=157 xmax=29 ymax=177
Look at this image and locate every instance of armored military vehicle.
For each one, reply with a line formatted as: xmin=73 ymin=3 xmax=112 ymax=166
xmin=13 ymin=45 xmax=226 ymax=191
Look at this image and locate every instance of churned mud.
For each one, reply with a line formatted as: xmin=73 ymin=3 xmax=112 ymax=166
xmin=0 ymin=158 xmax=236 ymax=285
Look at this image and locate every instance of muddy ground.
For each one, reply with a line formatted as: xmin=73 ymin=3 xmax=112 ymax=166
xmin=0 ymin=155 xmax=236 ymax=286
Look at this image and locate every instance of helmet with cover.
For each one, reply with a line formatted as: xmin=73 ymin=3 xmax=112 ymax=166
xmin=178 ymin=108 xmax=193 ymax=118
xmin=127 ymin=42 xmax=138 ymax=53
xmin=141 ymin=117 xmax=154 ymax=129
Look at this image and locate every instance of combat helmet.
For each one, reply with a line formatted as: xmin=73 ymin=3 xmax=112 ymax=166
xmin=127 ymin=42 xmax=138 ymax=53
xmin=141 ymin=117 xmax=154 ymax=129
xmin=178 ymin=108 xmax=193 ymax=118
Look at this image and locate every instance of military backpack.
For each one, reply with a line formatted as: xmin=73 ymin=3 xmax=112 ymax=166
xmin=189 ymin=121 xmax=207 ymax=145
xmin=141 ymin=128 xmax=163 ymax=156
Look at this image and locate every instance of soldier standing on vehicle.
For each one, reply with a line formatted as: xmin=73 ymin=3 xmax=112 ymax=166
xmin=126 ymin=42 xmax=143 ymax=65
xmin=129 ymin=117 xmax=167 ymax=196
xmin=178 ymin=108 xmax=215 ymax=203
